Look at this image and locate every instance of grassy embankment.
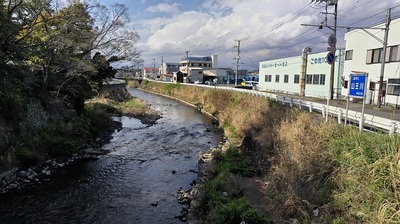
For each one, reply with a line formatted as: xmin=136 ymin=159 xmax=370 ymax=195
xmin=140 ymin=80 xmax=400 ymax=224
xmin=0 ymin=86 xmax=155 ymax=170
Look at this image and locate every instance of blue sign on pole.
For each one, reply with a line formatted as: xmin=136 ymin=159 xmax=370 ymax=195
xmin=327 ymin=52 xmax=335 ymax=65
xmin=349 ymin=74 xmax=367 ymax=98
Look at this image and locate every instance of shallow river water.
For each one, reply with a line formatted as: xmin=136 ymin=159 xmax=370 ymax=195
xmin=0 ymin=88 xmax=223 ymax=224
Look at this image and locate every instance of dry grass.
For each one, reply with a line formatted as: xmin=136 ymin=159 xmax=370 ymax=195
xmin=141 ymin=82 xmax=269 ymax=144
xmin=140 ymin=81 xmax=400 ymax=223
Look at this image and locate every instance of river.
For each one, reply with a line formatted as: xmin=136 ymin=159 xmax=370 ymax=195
xmin=0 ymin=88 xmax=223 ymax=224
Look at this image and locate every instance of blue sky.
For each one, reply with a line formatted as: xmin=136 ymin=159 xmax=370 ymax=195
xmin=99 ymin=0 xmax=400 ymax=70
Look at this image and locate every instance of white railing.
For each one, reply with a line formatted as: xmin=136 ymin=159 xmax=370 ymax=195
xmin=184 ymin=83 xmax=400 ymax=135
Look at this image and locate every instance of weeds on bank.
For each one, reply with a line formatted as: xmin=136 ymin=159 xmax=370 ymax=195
xmin=199 ymin=147 xmax=270 ymax=223
xmin=330 ymin=129 xmax=400 ymax=223
xmin=140 ymin=81 xmax=400 ymax=223
xmin=14 ymin=103 xmax=114 ymax=167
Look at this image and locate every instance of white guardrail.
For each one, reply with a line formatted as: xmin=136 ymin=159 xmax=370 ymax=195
xmin=182 ymin=83 xmax=400 ymax=135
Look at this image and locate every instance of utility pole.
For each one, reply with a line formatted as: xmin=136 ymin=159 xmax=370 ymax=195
xmin=185 ymin=51 xmax=190 ymax=82
xmin=160 ymin=56 xmax=164 ymax=77
xmin=378 ymin=8 xmax=391 ymax=107
xmin=300 ymin=47 xmax=312 ymax=97
xmin=152 ymin=58 xmax=155 ymax=78
xmin=234 ymin=39 xmax=241 ymax=87
xmin=303 ymin=0 xmax=338 ymax=100
xmin=329 ymin=1 xmax=338 ymax=100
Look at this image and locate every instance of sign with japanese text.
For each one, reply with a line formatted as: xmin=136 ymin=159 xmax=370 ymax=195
xmin=349 ymin=73 xmax=367 ymax=98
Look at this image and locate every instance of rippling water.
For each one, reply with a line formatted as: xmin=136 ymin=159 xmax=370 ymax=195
xmin=0 ymin=88 xmax=223 ymax=224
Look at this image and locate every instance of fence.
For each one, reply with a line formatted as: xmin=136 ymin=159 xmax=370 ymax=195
xmin=187 ymin=83 xmax=400 ymax=135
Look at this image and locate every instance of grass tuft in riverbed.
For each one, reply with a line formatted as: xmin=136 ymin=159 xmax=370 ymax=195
xmin=198 ymin=147 xmax=270 ymax=223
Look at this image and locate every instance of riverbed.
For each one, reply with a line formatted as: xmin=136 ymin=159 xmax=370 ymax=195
xmin=0 ymin=88 xmax=223 ymax=224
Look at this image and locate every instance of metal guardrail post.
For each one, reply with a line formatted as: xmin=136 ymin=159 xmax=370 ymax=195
xmin=389 ymin=122 xmax=395 ymax=135
xmin=309 ymin=104 xmax=313 ymax=113
xmin=338 ymin=110 xmax=342 ymax=124
xmin=322 ymin=106 xmax=326 ymax=118
xmin=290 ymin=98 xmax=293 ymax=108
xmin=359 ymin=115 xmax=364 ymax=131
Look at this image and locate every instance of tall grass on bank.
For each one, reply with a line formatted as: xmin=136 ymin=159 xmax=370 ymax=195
xmin=264 ymin=112 xmax=340 ymax=222
xmin=330 ymin=130 xmax=400 ymax=223
xmin=141 ymin=81 xmax=270 ymax=145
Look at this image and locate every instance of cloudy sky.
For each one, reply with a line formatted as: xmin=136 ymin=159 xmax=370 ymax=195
xmin=100 ymin=0 xmax=400 ymax=70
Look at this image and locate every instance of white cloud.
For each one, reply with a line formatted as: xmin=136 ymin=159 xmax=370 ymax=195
xmin=145 ymin=2 xmax=181 ymax=14
xmin=132 ymin=0 xmax=400 ymax=68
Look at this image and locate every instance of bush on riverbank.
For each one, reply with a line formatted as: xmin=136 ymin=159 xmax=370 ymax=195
xmin=198 ymin=147 xmax=270 ymax=223
xmin=139 ymin=81 xmax=400 ymax=223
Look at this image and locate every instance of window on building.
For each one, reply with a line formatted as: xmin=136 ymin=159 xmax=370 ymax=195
xmin=275 ymin=75 xmax=279 ymax=83
xmin=345 ymin=50 xmax=353 ymax=60
xmin=372 ymin=48 xmax=382 ymax=63
xmin=387 ymin=79 xmax=400 ymax=96
xmin=313 ymin=74 xmax=320 ymax=84
xmin=320 ymin=74 xmax=326 ymax=85
xmin=366 ymin=49 xmax=373 ymax=64
xmin=265 ymin=75 xmax=272 ymax=82
xmin=294 ymin=74 xmax=299 ymax=84
xmin=367 ymin=48 xmax=383 ymax=64
xmin=343 ymin=80 xmax=348 ymax=89
xmin=389 ymin=45 xmax=400 ymax=62
xmin=306 ymin=74 xmax=312 ymax=84
xmin=284 ymin=74 xmax=289 ymax=83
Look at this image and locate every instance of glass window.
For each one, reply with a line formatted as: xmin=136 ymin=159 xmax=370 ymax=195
xmin=313 ymin=74 xmax=320 ymax=84
xmin=366 ymin=49 xmax=373 ymax=64
xmin=372 ymin=48 xmax=382 ymax=63
xmin=345 ymin=50 xmax=353 ymax=60
xmin=294 ymin=74 xmax=299 ymax=84
xmin=306 ymin=74 xmax=312 ymax=84
xmin=390 ymin=45 xmax=400 ymax=62
xmin=284 ymin=74 xmax=289 ymax=83
xmin=387 ymin=84 xmax=400 ymax=96
xmin=320 ymin=74 xmax=326 ymax=85
xmin=388 ymin=78 xmax=400 ymax=84
xmin=275 ymin=75 xmax=279 ymax=83
xmin=265 ymin=75 xmax=271 ymax=82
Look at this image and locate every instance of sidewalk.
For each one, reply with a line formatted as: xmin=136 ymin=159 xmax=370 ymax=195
xmin=273 ymin=92 xmax=400 ymax=121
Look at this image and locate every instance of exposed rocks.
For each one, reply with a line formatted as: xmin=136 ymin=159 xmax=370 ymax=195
xmin=174 ymin=139 xmax=229 ymax=223
xmin=0 ymin=151 xmax=102 ymax=194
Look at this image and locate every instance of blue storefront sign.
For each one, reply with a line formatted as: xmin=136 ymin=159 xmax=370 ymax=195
xmin=349 ymin=73 xmax=367 ymax=98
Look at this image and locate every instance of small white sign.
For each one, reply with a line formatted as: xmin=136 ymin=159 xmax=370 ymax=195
xmin=328 ymin=33 xmax=337 ymax=47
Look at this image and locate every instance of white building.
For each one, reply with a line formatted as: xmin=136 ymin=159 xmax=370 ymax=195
xmin=160 ymin=62 xmax=180 ymax=75
xmin=258 ymin=50 xmax=344 ymax=99
xmin=341 ymin=17 xmax=400 ymax=106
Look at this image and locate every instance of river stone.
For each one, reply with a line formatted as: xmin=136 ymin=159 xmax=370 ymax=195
xmin=18 ymin=171 xmax=28 ymax=178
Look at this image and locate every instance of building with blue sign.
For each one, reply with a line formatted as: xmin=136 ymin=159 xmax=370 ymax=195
xmin=341 ymin=17 xmax=400 ymax=107
xmin=258 ymin=50 xmax=344 ymax=99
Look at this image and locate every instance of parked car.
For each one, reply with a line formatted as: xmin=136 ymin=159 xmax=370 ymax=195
xmin=204 ymin=80 xmax=214 ymax=85
xmin=245 ymin=81 xmax=259 ymax=90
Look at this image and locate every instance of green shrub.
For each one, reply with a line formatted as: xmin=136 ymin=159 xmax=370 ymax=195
xmin=161 ymin=83 xmax=181 ymax=95
xmin=15 ymin=148 xmax=40 ymax=168
xmin=210 ymin=198 xmax=270 ymax=224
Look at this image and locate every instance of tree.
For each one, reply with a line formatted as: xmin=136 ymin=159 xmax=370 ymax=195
xmin=90 ymin=3 xmax=140 ymax=61
xmin=91 ymin=52 xmax=116 ymax=88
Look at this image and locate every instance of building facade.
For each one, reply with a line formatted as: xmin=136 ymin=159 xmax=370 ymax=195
xmin=341 ymin=17 xmax=400 ymax=106
xmin=179 ymin=55 xmax=216 ymax=82
xmin=160 ymin=62 xmax=180 ymax=75
xmin=258 ymin=50 xmax=344 ymax=98
xmin=143 ymin=67 xmax=159 ymax=79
